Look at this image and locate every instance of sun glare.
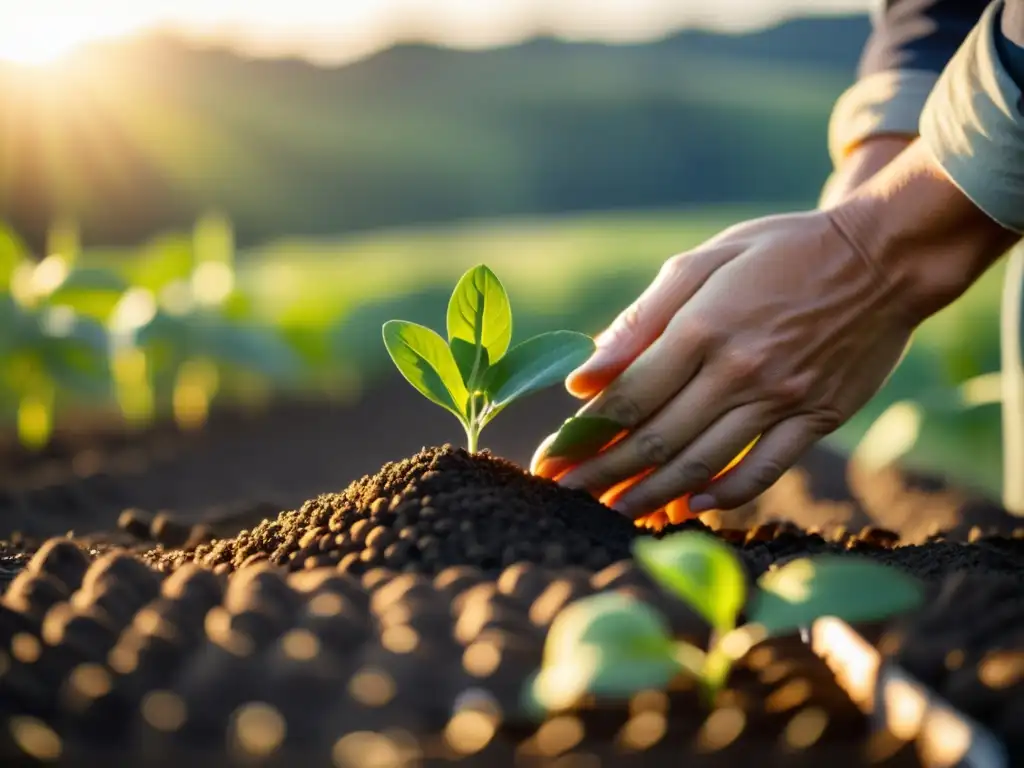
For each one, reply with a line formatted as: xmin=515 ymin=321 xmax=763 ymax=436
xmin=0 ymin=18 xmax=130 ymax=67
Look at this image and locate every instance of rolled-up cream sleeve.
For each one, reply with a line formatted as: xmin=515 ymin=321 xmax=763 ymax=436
xmin=827 ymin=0 xmax=990 ymax=167
xmin=920 ymin=0 xmax=1024 ymax=233
xmin=828 ymin=69 xmax=941 ymax=165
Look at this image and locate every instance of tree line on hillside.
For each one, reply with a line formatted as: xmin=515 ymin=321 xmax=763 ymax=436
xmin=0 ymin=16 xmax=870 ymax=249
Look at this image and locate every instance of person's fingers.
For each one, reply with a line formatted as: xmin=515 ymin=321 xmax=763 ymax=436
xmin=607 ymin=404 xmax=769 ymax=518
xmin=557 ymin=365 xmax=724 ymax=495
xmin=530 ymin=432 xmax=568 ymax=479
xmin=567 ymin=247 xmax=732 ymax=398
xmin=530 ymin=425 xmax=628 ymax=479
xmin=687 ymin=415 xmax=825 ymax=513
xmin=598 ymin=470 xmax=651 ymax=509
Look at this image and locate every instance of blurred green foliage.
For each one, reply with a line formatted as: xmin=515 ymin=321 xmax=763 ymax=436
xmin=0 ymin=205 xmax=1008 ymax=499
xmin=0 ymin=18 xmax=866 ymax=249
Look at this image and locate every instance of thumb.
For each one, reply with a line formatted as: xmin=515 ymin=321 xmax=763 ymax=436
xmin=567 ymin=249 xmax=728 ymax=398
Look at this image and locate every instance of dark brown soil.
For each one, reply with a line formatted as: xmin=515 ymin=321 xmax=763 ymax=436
xmin=2 ymin=383 xmax=1024 ymax=766
xmin=2 ymin=379 xmax=1023 ymax=548
xmin=882 ymin=573 xmax=1024 ymax=764
xmin=147 ymin=447 xmax=635 ymax=577
xmin=127 ymin=445 xmax=1024 ymax=589
xmin=1 ymin=537 xmax=920 ymax=767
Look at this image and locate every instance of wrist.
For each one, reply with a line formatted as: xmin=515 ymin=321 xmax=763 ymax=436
xmin=825 ymin=139 xmax=1019 ymax=322
xmin=819 ymin=135 xmax=914 ymax=208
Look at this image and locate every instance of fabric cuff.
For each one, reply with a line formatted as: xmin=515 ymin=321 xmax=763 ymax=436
xmin=920 ymin=1 xmax=1024 ymax=233
xmin=828 ymin=69 xmax=940 ymax=166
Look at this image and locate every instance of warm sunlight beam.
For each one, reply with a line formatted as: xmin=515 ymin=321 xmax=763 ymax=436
xmin=0 ymin=18 xmax=137 ymax=66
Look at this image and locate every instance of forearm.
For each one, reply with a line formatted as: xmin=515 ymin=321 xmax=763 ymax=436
xmin=829 ymin=140 xmax=1019 ymax=322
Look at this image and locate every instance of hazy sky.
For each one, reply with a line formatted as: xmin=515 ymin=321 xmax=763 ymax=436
xmin=3 ymin=0 xmax=873 ymax=65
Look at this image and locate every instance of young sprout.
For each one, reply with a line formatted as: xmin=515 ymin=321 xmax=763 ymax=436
xmin=526 ymin=531 xmax=924 ymax=713
xmin=383 ymin=264 xmax=595 ymax=452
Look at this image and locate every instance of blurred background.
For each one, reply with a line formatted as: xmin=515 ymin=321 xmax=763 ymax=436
xmin=0 ymin=0 xmax=1007 ymax=520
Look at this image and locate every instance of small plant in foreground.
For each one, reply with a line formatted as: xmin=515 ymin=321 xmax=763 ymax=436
xmin=383 ymin=264 xmax=595 ymax=452
xmin=525 ymin=531 xmax=924 ymax=714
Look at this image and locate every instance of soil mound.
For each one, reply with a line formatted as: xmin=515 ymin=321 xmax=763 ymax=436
xmin=4 ymin=448 xmax=1024 ymax=765
xmin=150 ymin=446 xmax=639 ymax=576
xmin=138 ymin=445 xmax=1024 ymax=587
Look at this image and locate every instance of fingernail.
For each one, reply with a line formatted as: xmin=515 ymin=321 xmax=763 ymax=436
xmin=688 ymin=494 xmax=716 ymax=513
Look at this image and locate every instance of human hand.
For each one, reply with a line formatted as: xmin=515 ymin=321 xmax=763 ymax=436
xmin=532 ymin=140 xmax=1016 ymax=522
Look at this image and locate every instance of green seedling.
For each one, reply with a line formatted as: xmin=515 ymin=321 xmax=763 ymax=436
xmin=382 ymin=264 xmax=595 ymax=452
xmin=1 ymin=223 xmax=124 ymax=448
xmin=526 ymin=531 xmax=924 ymax=714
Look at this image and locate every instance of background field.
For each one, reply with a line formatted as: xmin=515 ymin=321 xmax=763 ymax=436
xmin=73 ymin=206 xmax=1007 ymax=497
xmin=0 ymin=8 xmax=1010 ymax=503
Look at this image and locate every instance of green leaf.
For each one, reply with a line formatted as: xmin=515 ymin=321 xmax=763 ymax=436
xmin=544 ymin=415 xmax=625 ymax=461
xmin=527 ymin=592 xmax=679 ymax=712
xmin=0 ymin=222 xmax=28 ymax=288
xmin=45 ymin=268 xmax=128 ymax=313
xmin=383 ymin=320 xmax=469 ymax=422
xmin=200 ymin=322 xmax=301 ymax=382
xmin=482 ymin=331 xmax=595 ymax=411
xmin=633 ymin=532 xmax=746 ymax=635
xmin=446 ymin=264 xmax=512 ymax=385
xmin=39 ymin=339 xmax=110 ymax=397
xmin=51 ymin=268 xmax=125 ymax=296
xmin=130 ymin=233 xmax=195 ymax=292
xmin=450 ymin=337 xmax=489 ymax=390
xmin=750 ymin=556 xmax=925 ymax=636
xmin=134 ymin=310 xmax=192 ymax=350
xmin=0 ymin=295 xmax=22 ymax=355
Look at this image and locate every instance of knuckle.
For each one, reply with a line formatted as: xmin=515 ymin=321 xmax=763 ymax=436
xmin=809 ymin=408 xmax=844 ymax=435
xmin=770 ymin=375 xmax=812 ymax=405
xmin=716 ymin=462 xmax=786 ymax=508
xmin=720 ymin=348 xmax=768 ymax=384
xmin=635 ymin=431 xmax=670 ymax=465
xmin=677 ymin=459 xmax=714 ymax=488
xmin=750 ymin=461 xmax=786 ymax=489
xmin=660 ymin=253 xmax=689 ymax=280
xmin=598 ymin=393 xmax=643 ymax=427
xmin=673 ymin=311 xmax=715 ymax=346
xmin=617 ymin=303 xmax=644 ymax=337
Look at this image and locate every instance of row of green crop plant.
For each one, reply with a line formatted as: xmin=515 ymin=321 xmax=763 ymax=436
xmin=0 ymin=215 xmax=301 ymax=448
xmin=0 ymin=211 xmax=1009 ymax=504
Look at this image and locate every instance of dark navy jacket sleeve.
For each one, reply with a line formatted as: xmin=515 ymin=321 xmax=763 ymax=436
xmin=828 ymin=0 xmax=990 ymax=164
xmin=859 ymin=0 xmax=1024 ymax=88
xmin=994 ymin=3 xmax=1024 ymax=87
xmin=859 ymin=0 xmax=991 ymax=77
